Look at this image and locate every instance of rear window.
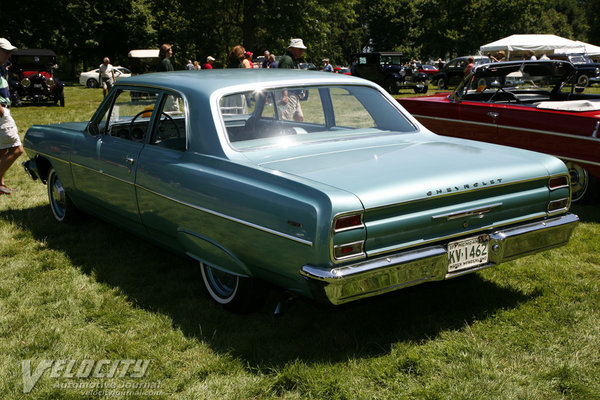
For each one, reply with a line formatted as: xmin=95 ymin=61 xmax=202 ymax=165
xmin=219 ymin=85 xmax=417 ymax=150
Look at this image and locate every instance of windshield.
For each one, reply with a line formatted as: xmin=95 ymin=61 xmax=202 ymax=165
xmin=452 ymin=62 xmax=577 ymax=102
xmin=219 ymin=85 xmax=417 ymax=150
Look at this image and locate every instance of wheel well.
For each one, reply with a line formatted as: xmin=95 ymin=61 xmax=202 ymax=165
xmin=34 ymin=156 xmax=53 ymax=183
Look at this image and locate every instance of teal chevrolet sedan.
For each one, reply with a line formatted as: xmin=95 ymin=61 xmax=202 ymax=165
xmin=23 ymin=69 xmax=578 ymax=310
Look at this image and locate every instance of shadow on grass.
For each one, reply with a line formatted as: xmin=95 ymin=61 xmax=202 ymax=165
xmin=1 ymin=205 xmax=536 ymax=368
xmin=570 ymin=203 xmax=600 ymax=223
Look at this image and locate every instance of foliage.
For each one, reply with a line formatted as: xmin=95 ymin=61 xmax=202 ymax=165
xmin=1 ymin=0 xmax=598 ymax=76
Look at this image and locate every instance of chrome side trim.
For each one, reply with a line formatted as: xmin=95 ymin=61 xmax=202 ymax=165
xmin=301 ymin=213 xmax=578 ymax=305
xmin=136 ymin=184 xmax=313 ymax=246
xmin=27 ymin=149 xmax=70 ymax=165
xmin=413 ymin=114 xmax=600 ymax=144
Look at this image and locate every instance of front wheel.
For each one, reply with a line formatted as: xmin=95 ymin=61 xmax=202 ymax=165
xmin=565 ymin=161 xmax=589 ymax=202
xmin=47 ymin=168 xmax=76 ymax=222
xmin=200 ymin=262 xmax=255 ymax=311
xmin=577 ymin=74 xmax=590 ymax=87
xmin=384 ymin=78 xmax=399 ymax=94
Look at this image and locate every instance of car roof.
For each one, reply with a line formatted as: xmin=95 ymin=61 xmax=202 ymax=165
xmin=118 ymin=69 xmax=372 ymax=96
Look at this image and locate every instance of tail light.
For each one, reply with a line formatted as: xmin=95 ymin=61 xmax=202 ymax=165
xmin=548 ymin=175 xmax=569 ymax=191
xmin=547 ymin=174 xmax=571 ymax=214
xmin=333 ymin=241 xmax=364 ymax=259
xmin=333 ymin=213 xmax=363 ymax=232
xmin=332 ymin=212 xmax=365 ymax=261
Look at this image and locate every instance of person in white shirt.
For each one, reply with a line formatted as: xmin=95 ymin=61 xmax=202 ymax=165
xmin=98 ymin=57 xmax=116 ymax=97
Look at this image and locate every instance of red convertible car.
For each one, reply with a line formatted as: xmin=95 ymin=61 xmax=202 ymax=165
xmin=399 ymin=60 xmax=600 ymax=202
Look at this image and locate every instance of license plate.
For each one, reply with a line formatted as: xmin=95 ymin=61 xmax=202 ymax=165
xmin=34 ymin=84 xmax=42 ymax=89
xmin=447 ymin=236 xmax=489 ymax=272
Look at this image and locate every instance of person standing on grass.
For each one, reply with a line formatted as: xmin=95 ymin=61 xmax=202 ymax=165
xmin=0 ymin=38 xmax=23 ymax=195
xmin=98 ymin=57 xmax=116 ymax=97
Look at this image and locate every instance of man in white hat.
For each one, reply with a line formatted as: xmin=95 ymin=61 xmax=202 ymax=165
xmin=202 ymin=56 xmax=215 ymax=70
xmin=0 ymin=38 xmax=23 ymax=195
xmin=276 ymin=38 xmax=307 ymax=122
xmin=278 ymin=38 xmax=306 ymax=69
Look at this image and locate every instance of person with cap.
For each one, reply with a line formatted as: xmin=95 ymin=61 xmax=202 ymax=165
xmin=278 ymin=38 xmax=306 ymax=69
xmin=0 ymin=38 xmax=24 ymax=195
xmin=98 ymin=57 xmax=116 ymax=98
xmin=322 ymin=58 xmax=333 ymax=72
xmin=202 ymin=56 xmax=215 ymax=70
xmin=243 ymin=51 xmax=254 ymax=68
xmin=277 ymin=38 xmax=307 ymax=122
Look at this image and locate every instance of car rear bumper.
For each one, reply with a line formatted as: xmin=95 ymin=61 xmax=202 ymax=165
xmin=301 ymin=213 xmax=579 ymax=305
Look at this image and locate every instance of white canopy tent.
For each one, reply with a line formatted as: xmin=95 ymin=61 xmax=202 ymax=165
xmin=556 ymin=41 xmax=600 ymax=56
xmin=479 ymin=34 xmax=584 ymax=59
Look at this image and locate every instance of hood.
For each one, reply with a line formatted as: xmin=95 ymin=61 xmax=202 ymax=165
xmin=257 ymin=135 xmax=558 ymax=209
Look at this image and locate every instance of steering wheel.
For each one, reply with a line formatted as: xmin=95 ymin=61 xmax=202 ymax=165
xmin=488 ymin=86 xmax=520 ymax=103
xmin=128 ymin=109 xmax=180 ymax=142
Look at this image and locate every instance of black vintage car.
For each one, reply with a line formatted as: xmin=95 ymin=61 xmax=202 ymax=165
xmin=351 ymin=52 xmax=429 ymax=94
xmin=549 ymin=53 xmax=600 ymax=87
xmin=8 ymin=49 xmax=65 ymax=106
xmin=434 ymin=55 xmax=491 ymax=89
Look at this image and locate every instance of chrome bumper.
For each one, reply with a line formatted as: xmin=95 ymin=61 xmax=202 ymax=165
xmin=301 ymin=213 xmax=579 ymax=305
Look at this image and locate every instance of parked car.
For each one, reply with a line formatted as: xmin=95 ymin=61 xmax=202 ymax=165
xmin=7 ymin=48 xmax=65 ymax=107
xmin=22 ymin=69 xmax=578 ymax=310
xmin=79 ymin=66 xmax=132 ymax=88
xmin=351 ymin=52 xmax=429 ymax=94
xmin=434 ymin=55 xmax=490 ymax=89
xmin=416 ymin=63 xmax=439 ymax=77
xmin=399 ymin=60 xmax=600 ymax=202
xmin=549 ymin=53 xmax=600 ymax=87
xmin=333 ymin=66 xmax=351 ymax=75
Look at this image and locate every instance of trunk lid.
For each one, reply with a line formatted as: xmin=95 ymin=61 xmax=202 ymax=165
xmin=256 ymin=134 xmax=565 ymax=255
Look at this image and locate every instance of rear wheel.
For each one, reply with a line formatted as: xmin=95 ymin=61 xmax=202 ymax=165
xmin=47 ymin=168 xmax=76 ymax=222
xmin=87 ymin=78 xmax=99 ymax=88
xmin=200 ymin=262 xmax=255 ymax=311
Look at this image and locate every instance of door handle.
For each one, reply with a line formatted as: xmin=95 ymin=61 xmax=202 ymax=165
xmin=487 ymin=112 xmax=499 ymax=119
xmin=124 ymin=157 xmax=135 ymax=165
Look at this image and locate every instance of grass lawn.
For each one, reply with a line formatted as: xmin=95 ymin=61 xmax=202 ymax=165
xmin=0 ymin=85 xmax=599 ymax=399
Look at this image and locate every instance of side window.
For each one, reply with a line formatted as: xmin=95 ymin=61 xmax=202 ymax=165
xmin=330 ymin=88 xmax=375 ymax=128
xmin=97 ymin=89 xmax=160 ymax=142
xmin=150 ymin=93 xmax=187 ymax=151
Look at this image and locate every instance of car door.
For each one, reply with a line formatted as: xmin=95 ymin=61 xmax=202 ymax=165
xmin=70 ymin=87 xmax=161 ymax=230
